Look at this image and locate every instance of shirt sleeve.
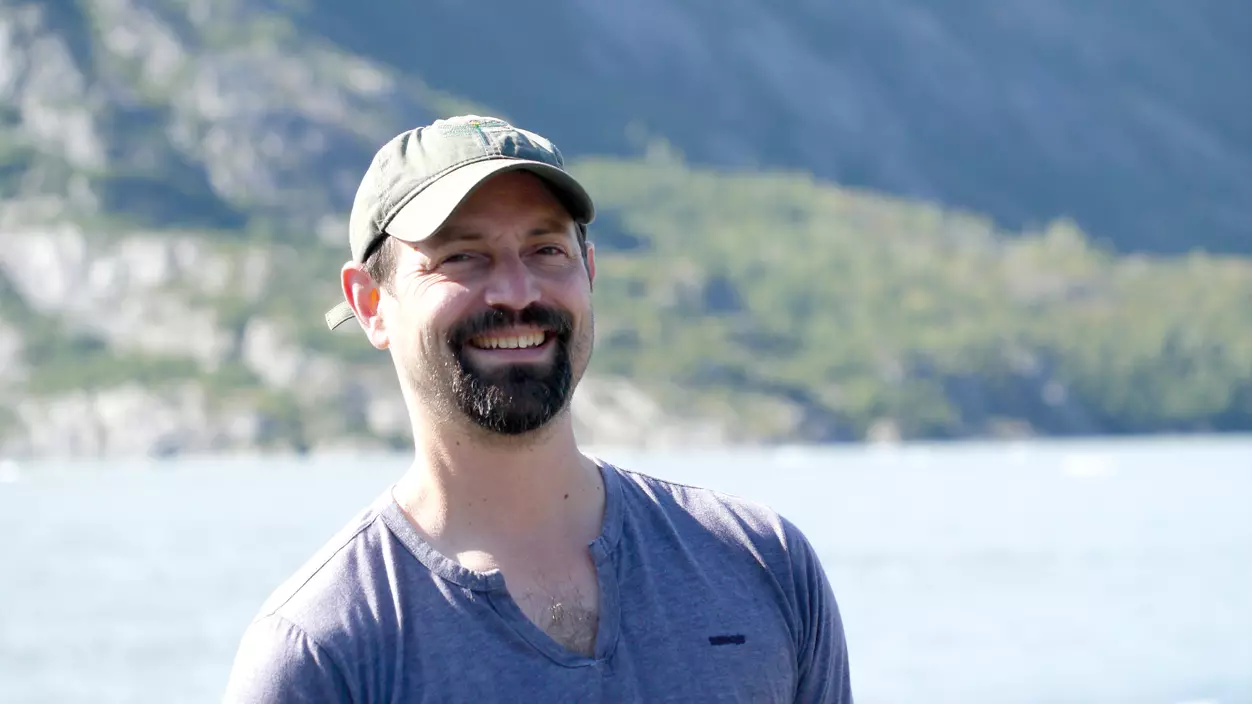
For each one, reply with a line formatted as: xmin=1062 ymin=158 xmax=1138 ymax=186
xmin=221 ymin=614 xmax=353 ymax=704
xmin=783 ymin=518 xmax=855 ymax=703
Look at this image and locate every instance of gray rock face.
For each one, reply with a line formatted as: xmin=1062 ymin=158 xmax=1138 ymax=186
xmin=0 ymin=319 xmax=24 ymax=386
xmin=0 ymin=2 xmax=106 ymax=172
xmin=3 ymin=381 xmax=291 ymax=458
xmin=0 ymin=228 xmax=247 ymax=367
xmin=11 ymin=384 xmax=202 ymax=457
xmin=0 ymin=0 xmax=437 ymax=234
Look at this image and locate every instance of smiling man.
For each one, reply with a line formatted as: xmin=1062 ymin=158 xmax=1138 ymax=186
xmin=222 ymin=115 xmax=853 ymax=702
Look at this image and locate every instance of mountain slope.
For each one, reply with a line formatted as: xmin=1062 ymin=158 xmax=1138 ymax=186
xmin=6 ymin=0 xmax=1248 ymax=249
xmin=0 ymin=0 xmax=1249 ymax=458
xmin=297 ymin=0 xmax=1252 ymax=254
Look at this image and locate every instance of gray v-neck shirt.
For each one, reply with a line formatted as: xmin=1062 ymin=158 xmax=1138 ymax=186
xmin=222 ymin=460 xmax=853 ymax=702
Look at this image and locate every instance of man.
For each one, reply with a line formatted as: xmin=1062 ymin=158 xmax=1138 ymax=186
xmin=223 ymin=115 xmax=853 ymax=702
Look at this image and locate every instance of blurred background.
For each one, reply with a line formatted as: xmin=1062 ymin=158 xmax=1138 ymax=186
xmin=0 ymin=0 xmax=1249 ymax=702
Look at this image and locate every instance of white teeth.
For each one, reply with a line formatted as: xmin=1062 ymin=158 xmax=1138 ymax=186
xmin=472 ymin=332 xmax=545 ymax=349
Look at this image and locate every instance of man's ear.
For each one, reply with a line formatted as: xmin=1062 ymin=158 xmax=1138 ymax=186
xmin=341 ymin=263 xmax=389 ymax=350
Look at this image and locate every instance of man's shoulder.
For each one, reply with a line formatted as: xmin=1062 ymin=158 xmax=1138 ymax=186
xmin=249 ymin=490 xmax=396 ymax=628
xmin=606 ymin=460 xmax=816 ymax=569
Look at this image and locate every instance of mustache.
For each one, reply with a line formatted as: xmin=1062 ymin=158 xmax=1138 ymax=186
xmin=447 ymin=304 xmax=574 ymax=346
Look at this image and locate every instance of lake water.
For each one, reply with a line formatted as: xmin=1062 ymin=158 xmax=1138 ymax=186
xmin=1 ymin=436 xmax=1249 ymax=703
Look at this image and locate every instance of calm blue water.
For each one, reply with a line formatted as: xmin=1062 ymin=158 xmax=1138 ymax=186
xmin=1 ymin=437 xmax=1249 ymax=703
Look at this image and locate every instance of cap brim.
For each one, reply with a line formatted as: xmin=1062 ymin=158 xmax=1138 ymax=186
xmin=387 ymin=157 xmax=595 ymax=244
xmin=324 ymin=158 xmax=595 ymax=331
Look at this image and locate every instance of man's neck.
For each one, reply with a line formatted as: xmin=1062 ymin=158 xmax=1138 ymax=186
xmin=392 ymin=413 xmax=606 ymax=564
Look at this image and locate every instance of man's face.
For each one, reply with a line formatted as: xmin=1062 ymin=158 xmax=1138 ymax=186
xmin=375 ymin=171 xmax=596 ymax=436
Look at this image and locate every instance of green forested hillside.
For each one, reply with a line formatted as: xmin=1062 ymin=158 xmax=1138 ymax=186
xmin=0 ymin=0 xmax=1248 ymax=456
xmin=569 ymin=153 xmax=1252 ymax=440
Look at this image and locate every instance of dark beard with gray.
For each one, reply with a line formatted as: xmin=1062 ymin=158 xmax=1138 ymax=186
xmin=439 ymin=304 xmax=577 ymax=435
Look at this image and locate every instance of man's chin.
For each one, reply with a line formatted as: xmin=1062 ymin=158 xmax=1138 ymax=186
xmin=460 ymin=390 xmax=568 ymax=436
xmin=446 ymin=367 xmax=567 ymax=435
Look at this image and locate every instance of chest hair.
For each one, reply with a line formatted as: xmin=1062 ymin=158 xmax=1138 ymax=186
xmin=512 ymin=576 xmax=600 ymax=657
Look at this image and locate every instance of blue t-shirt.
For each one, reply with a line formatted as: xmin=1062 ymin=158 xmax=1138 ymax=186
xmin=223 ymin=459 xmax=853 ymax=702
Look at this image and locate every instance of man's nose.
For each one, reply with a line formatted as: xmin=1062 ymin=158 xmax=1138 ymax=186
xmin=483 ymin=253 xmax=541 ymax=311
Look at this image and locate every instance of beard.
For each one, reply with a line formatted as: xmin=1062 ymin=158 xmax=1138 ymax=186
xmin=418 ymin=303 xmax=588 ymax=436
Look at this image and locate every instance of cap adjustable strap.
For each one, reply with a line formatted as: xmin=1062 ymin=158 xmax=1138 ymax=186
xmin=325 ymin=301 xmax=356 ymax=330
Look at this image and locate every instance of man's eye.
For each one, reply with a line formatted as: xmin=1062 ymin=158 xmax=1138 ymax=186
xmin=441 ymin=253 xmax=474 ymax=264
xmin=536 ymin=246 xmax=565 ymax=256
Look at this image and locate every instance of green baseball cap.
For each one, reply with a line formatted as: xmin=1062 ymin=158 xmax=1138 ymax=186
xmin=324 ymin=115 xmax=596 ymax=330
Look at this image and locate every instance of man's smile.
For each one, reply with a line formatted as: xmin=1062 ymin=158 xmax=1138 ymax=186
xmin=466 ymin=326 xmax=557 ymax=361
